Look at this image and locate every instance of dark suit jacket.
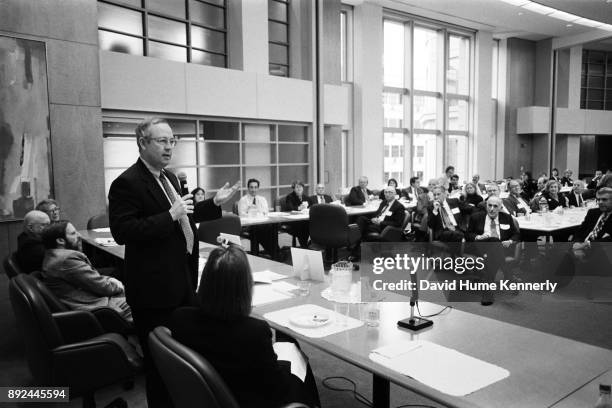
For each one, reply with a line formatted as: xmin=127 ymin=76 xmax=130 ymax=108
xmin=286 ymin=191 xmax=308 ymax=210
xmin=372 ymin=199 xmax=405 ymax=229
xmin=560 ymin=176 xmax=573 ymax=187
xmin=307 ymin=194 xmax=332 ymax=206
xmin=347 ymin=186 xmax=373 ymax=206
xmin=466 ymin=212 xmax=520 ymax=242
xmin=567 ymin=192 xmax=586 ymax=207
xmin=541 ymin=192 xmax=568 ymax=211
xmin=503 ymin=194 xmax=529 ymax=216
xmin=573 ymin=208 xmax=612 ymax=242
xmin=16 ymin=232 xmax=45 ymax=273
xmin=170 ymin=308 xmax=306 ymax=408
xmin=401 ymin=186 xmax=424 ymax=201
xmin=108 ymin=158 xmax=221 ymax=309
xmin=587 ymin=176 xmax=602 ymax=190
xmin=427 ymin=198 xmax=468 ymax=234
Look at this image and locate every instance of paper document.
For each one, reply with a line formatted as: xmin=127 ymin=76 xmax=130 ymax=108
xmin=369 ymin=340 xmax=509 ymax=396
xmin=253 ymin=270 xmax=287 ymax=284
xmin=218 ymin=233 xmax=242 ymax=247
xmin=92 ymin=227 xmax=111 ymax=233
xmin=273 ymin=342 xmax=307 ymax=381
xmin=252 ymin=284 xmax=293 ymax=306
xmin=94 ymin=237 xmax=116 ymax=246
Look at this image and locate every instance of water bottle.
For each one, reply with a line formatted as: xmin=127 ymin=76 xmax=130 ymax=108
xmin=595 ymin=384 xmax=612 ymax=408
xmin=538 ymin=197 xmax=548 ymax=215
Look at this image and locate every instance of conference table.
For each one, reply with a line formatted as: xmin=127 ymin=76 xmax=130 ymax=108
xmin=80 ymin=229 xmax=612 ymax=408
xmin=516 ymin=206 xmax=588 ymax=241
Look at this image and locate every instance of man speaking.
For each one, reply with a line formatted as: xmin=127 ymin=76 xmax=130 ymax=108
xmin=108 ymin=117 xmax=238 ymax=407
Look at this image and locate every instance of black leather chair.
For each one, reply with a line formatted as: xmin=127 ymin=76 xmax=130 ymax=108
xmin=197 ymin=214 xmax=242 ymax=245
xmin=9 ymin=274 xmax=142 ymax=408
xmin=87 ymin=213 xmax=110 ymax=230
xmin=3 ymin=252 xmax=23 ymax=278
xmin=28 ymin=271 xmax=133 ymax=335
xmin=148 ymin=327 xmax=309 ymax=408
xmin=275 ymin=195 xmax=298 ymax=247
xmin=309 ymin=204 xmax=360 ymax=264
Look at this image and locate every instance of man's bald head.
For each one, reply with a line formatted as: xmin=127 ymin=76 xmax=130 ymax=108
xmin=23 ymin=210 xmax=50 ymax=237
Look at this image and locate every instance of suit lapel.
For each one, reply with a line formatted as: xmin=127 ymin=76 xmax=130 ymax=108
xmin=136 ymin=159 xmax=172 ymax=211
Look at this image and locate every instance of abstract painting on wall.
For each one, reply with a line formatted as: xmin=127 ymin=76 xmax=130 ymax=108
xmin=0 ymin=35 xmax=53 ymax=221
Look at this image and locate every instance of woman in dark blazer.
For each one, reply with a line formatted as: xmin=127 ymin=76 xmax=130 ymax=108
xmin=542 ymin=180 xmax=569 ymax=211
xmin=285 ymin=180 xmax=310 ymax=247
xmin=170 ymin=245 xmax=320 ymax=408
xmin=461 ymin=183 xmax=484 ymax=208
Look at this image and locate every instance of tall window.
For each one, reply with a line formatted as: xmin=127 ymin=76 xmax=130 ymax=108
xmin=268 ymin=0 xmax=290 ymax=76
xmin=340 ymin=5 xmax=353 ymax=82
xmin=97 ymin=0 xmax=227 ymax=67
xmin=102 ymin=116 xmax=311 ymax=212
xmin=581 ymin=49 xmax=612 ymax=110
xmin=383 ymin=17 xmax=472 ymax=184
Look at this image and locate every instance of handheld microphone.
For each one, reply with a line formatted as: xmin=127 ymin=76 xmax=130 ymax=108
xmin=177 ymin=172 xmax=189 ymax=196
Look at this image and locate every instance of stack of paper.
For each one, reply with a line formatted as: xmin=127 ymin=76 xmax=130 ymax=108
xmin=369 ymin=340 xmax=509 ymax=396
xmin=252 ymin=281 xmax=298 ymax=306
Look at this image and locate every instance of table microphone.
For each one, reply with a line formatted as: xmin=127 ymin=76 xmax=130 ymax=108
xmin=177 ymin=172 xmax=189 ymax=196
xmin=397 ymin=269 xmax=433 ymax=331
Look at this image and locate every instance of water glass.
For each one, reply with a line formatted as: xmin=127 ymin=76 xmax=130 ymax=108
xmin=360 ymin=302 xmax=380 ymax=327
xmin=334 ymin=302 xmax=350 ymax=326
xmin=296 ymin=280 xmax=311 ymax=296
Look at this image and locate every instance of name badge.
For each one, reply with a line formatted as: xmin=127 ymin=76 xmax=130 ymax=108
xmin=518 ymin=202 xmax=526 ymax=209
xmin=451 ymin=207 xmax=460 ymax=215
xmin=500 ymin=224 xmax=510 ymax=230
xmin=384 ymin=211 xmax=392 ymax=217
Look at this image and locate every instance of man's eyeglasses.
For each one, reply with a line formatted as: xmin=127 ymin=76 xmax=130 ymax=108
xmin=150 ymin=137 xmax=177 ymax=147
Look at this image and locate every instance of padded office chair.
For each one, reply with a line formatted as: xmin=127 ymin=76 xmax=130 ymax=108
xmin=309 ymin=204 xmax=360 ymax=264
xmin=197 ymin=214 xmax=242 ymax=245
xmin=149 ymin=327 xmax=309 ymax=408
xmin=28 ymin=271 xmax=133 ymax=335
xmin=3 ymin=252 xmax=23 ymax=278
xmin=9 ymin=274 xmax=142 ymax=408
xmin=87 ymin=213 xmax=110 ymax=230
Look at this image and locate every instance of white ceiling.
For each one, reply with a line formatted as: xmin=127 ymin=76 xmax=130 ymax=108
xmin=377 ymin=0 xmax=612 ymax=41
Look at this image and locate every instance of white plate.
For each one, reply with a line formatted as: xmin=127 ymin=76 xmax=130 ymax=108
xmin=289 ymin=312 xmax=331 ymax=328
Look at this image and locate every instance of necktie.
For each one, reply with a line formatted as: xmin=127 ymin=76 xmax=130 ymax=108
xmin=490 ymin=217 xmax=499 ymax=239
xmin=159 ymin=173 xmax=194 ymax=254
xmin=587 ymin=213 xmax=610 ymax=242
xmin=319 ymin=195 xmax=324 ymax=204
xmin=252 ymin=197 xmax=256 ymax=205
xmin=440 ymin=205 xmax=453 ymax=230
xmin=577 ymin=194 xmax=582 ymax=207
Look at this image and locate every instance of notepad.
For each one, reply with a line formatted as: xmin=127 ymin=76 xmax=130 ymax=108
xmin=253 ymin=270 xmax=287 ymax=284
xmin=94 ymin=237 xmax=116 ymax=246
xmin=273 ymin=342 xmax=307 ymax=381
xmin=369 ymin=340 xmax=509 ymax=396
xmin=92 ymin=227 xmax=111 ymax=233
xmin=252 ymin=282 xmax=298 ymax=306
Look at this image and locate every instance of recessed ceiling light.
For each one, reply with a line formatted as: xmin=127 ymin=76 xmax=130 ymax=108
xmin=566 ymin=23 xmax=573 ymax=27
xmin=518 ymin=11 xmax=524 ymax=15
xmin=600 ymin=24 xmax=612 ymax=32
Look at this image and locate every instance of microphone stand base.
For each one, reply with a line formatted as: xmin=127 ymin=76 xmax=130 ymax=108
xmin=397 ymin=316 xmax=433 ymax=331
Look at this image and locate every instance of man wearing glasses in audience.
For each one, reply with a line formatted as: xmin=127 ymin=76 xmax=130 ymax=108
xmin=504 ymin=180 xmax=531 ymax=217
xmin=108 ymin=117 xmax=239 ymax=408
xmin=16 ymin=210 xmax=50 ymax=273
xmin=347 ymin=176 xmax=373 ymax=206
xmin=568 ymin=180 xmax=587 ymax=207
xmin=308 ymin=183 xmax=333 ymax=205
xmin=36 ymin=198 xmax=61 ymax=222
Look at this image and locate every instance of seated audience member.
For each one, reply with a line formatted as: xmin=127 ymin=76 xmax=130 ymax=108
xmin=16 ymin=210 xmax=51 ymax=273
xmin=427 ymin=185 xmax=467 ymax=242
xmin=503 ymin=180 xmax=531 ymax=217
xmin=357 ymin=186 xmax=405 ymax=239
xmin=413 ymin=179 xmax=440 ymax=236
xmin=379 ymin=178 xmax=401 ymax=200
xmin=308 ymin=183 xmax=333 ymax=205
xmin=440 ymin=165 xmax=455 ymax=190
xmin=461 ymin=183 xmax=484 ymax=208
xmin=466 ymin=196 xmax=520 ymax=305
xmin=587 ymin=170 xmax=603 ymax=190
xmin=567 ymin=180 xmax=587 ymax=207
xmin=560 ymin=169 xmax=574 ymax=188
xmin=448 ymin=174 xmax=461 ymax=195
xmin=529 ymin=176 xmax=549 ymax=210
xmin=35 ymin=198 xmax=61 ymax=222
xmin=402 ymin=176 xmax=423 ymax=201
xmin=191 ymin=187 xmax=206 ymax=204
xmin=347 ymin=176 xmax=373 ymax=206
xmin=597 ymin=173 xmax=612 ymax=191
xmin=550 ymin=168 xmax=561 ymax=182
xmin=237 ymin=179 xmax=278 ymax=256
xmin=472 ymin=174 xmax=485 ymax=196
xmin=40 ymin=221 xmax=132 ymax=323
xmin=520 ymin=171 xmax=537 ymax=200
xmin=285 ymin=180 xmax=310 ymax=248
xmin=540 ymin=180 xmax=569 ymax=211
xmin=170 ymin=245 xmax=320 ymax=408
xmin=477 ymin=184 xmax=510 ymax=214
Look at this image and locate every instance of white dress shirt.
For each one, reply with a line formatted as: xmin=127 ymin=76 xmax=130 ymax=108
xmin=237 ymin=194 xmax=269 ymax=216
